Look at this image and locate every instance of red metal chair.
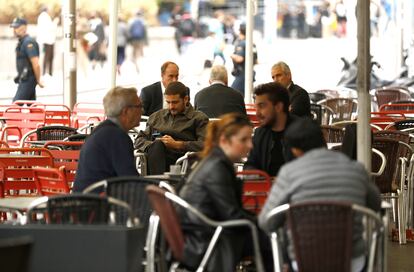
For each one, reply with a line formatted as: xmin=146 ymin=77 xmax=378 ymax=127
xmin=371 ymin=112 xmax=406 ymax=129
xmin=71 ymin=102 xmax=105 ymax=129
xmin=33 ymin=166 xmax=70 ymax=196
xmin=31 ymin=103 xmax=72 ymax=127
xmin=237 ymin=169 xmax=272 ymax=214
xmin=0 ymin=107 xmax=46 ymax=146
xmin=0 ymin=148 xmax=54 ymax=198
xmin=43 ymin=141 xmax=82 ymax=187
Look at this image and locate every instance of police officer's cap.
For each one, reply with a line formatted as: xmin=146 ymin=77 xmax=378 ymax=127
xmin=10 ymin=17 xmax=27 ymax=28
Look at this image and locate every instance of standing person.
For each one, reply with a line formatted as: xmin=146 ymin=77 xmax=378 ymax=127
xmin=10 ymin=17 xmax=43 ymax=102
xmin=178 ymin=113 xmax=271 ymax=271
xmin=73 ymin=87 xmax=142 ymax=192
xmin=335 ymin=0 xmax=347 ymax=37
xmin=88 ymin=12 xmax=106 ymax=69
xmin=230 ymin=23 xmax=257 ymax=97
xmin=271 ymin=61 xmax=310 ymax=117
xmin=117 ymin=16 xmax=129 ymax=75
xmin=129 ymin=11 xmax=147 ymax=72
xmin=36 ymin=5 xmax=57 ymax=76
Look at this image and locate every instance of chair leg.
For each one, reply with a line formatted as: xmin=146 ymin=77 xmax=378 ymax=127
xmin=397 ymin=190 xmax=407 ymax=244
xmin=145 ymin=214 xmax=160 ymax=272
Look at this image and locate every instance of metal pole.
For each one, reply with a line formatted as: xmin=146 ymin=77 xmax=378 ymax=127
xmin=109 ymin=0 xmax=119 ymax=88
xmin=245 ymin=0 xmax=255 ymax=104
xmin=62 ymin=0 xmax=76 ymax=109
xmin=356 ymin=0 xmax=371 ymax=172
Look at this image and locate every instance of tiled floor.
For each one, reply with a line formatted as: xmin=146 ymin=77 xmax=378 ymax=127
xmin=388 ymin=242 xmax=414 ymax=272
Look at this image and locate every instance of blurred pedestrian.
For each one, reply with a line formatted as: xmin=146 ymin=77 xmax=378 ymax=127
xmin=117 ymin=16 xmax=129 ymax=75
xmin=128 ymin=11 xmax=147 ymax=72
xmin=10 ymin=17 xmax=43 ymax=102
xmin=37 ymin=5 xmax=57 ymax=76
xmin=88 ymin=12 xmax=106 ymax=69
xmin=230 ymin=23 xmax=257 ymax=97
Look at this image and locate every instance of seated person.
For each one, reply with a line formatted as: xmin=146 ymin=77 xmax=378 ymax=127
xmin=73 ymin=86 xmax=141 ymax=192
xmin=271 ymin=61 xmax=311 ymax=117
xmin=244 ymin=82 xmax=299 ymax=177
xmin=135 ymin=81 xmax=208 ymax=175
xmin=194 ymin=65 xmax=246 ymax=118
xmin=258 ymin=118 xmax=381 ymax=272
xmin=178 ymin=113 xmax=271 ymax=271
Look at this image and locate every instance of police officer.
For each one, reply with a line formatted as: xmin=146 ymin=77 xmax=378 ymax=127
xmin=230 ymin=23 xmax=257 ymax=97
xmin=10 ymin=17 xmax=43 ymax=102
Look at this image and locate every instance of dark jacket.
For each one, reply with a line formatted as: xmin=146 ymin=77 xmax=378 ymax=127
xmin=140 ymin=81 xmax=163 ymax=116
xmin=178 ymin=147 xmax=255 ymax=271
xmin=244 ymin=114 xmax=298 ymax=176
xmin=73 ymin=119 xmax=138 ymax=192
xmin=288 ymin=83 xmax=311 ymax=117
xmin=194 ymin=83 xmax=246 ymax=118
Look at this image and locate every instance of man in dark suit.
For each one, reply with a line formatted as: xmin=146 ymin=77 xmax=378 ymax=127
xmin=195 ymin=65 xmax=246 ymax=118
xmin=271 ymin=61 xmax=311 ymax=117
xmin=140 ymin=61 xmax=179 ymax=116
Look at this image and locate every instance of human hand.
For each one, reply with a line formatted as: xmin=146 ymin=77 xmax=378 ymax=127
xmin=160 ymin=135 xmax=183 ymax=150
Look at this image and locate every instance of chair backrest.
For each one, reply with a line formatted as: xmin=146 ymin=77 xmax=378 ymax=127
xmin=36 ymin=126 xmax=78 ymax=141
xmin=319 ymin=98 xmax=357 ymax=122
xmin=265 ymin=201 xmax=383 ymax=272
xmin=85 ymin=176 xmax=157 ymax=227
xmin=321 ymin=125 xmax=344 ymax=143
xmin=288 ymin=202 xmax=353 ymax=272
xmin=146 ymin=185 xmax=185 ymax=261
xmin=0 ymin=148 xmax=54 ymax=197
xmin=375 ymin=88 xmax=412 ymax=107
xmin=372 ymin=138 xmax=404 ymax=193
xmin=0 ymin=236 xmax=33 ymax=272
xmin=380 ymin=102 xmax=414 ymax=112
xmin=43 ymin=141 xmax=82 ymax=186
xmin=71 ymin=102 xmax=105 ymax=129
xmin=28 ymin=193 xmax=110 ymax=224
xmin=386 ymin=119 xmax=414 ymax=131
xmin=31 ymin=103 xmax=72 ymax=126
xmin=33 ymin=166 xmax=70 ymax=196
xmin=237 ymin=170 xmax=272 ymax=214
xmin=3 ymin=107 xmax=46 ymax=133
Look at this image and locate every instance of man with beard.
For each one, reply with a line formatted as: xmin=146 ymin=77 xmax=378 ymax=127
xmin=244 ymin=82 xmax=299 ymax=177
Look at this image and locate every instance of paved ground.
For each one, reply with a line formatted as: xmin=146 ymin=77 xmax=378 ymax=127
xmin=0 ymin=25 xmax=403 ymax=105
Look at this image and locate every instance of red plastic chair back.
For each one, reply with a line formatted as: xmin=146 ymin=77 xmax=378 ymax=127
xmin=237 ymin=169 xmax=272 ymax=214
xmin=43 ymin=141 xmax=82 ymax=187
xmin=33 ymin=166 xmax=70 ymax=196
xmin=0 ymin=148 xmax=54 ymax=197
xmin=71 ymin=102 xmax=105 ymax=128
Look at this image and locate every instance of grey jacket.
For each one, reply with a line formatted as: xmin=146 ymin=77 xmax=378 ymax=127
xmin=258 ymin=148 xmax=381 ymax=258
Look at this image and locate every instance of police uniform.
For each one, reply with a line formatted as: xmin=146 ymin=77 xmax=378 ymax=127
xmin=231 ymin=39 xmax=246 ymax=96
xmin=14 ymin=34 xmax=39 ymax=101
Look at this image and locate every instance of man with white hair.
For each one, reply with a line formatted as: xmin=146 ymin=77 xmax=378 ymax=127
xmin=73 ymin=87 xmax=142 ymax=192
xmin=195 ymin=65 xmax=246 ymax=118
xmin=271 ymin=61 xmax=310 ymax=117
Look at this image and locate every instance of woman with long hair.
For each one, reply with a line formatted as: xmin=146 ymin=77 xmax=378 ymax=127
xmin=178 ymin=112 xmax=259 ymax=271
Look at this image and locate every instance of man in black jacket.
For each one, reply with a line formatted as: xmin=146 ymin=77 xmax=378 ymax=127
xmin=73 ymin=87 xmax=141 ymax=192
xmin=244 ymin=82 xmax=298 ymax=177
xmin=271 ymin=61 xmax=310 ymax=117
xmin=195 ymin=65 xmax=246 ymax=118
xmin=140 ymin=61 xmax=179 ymax=116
